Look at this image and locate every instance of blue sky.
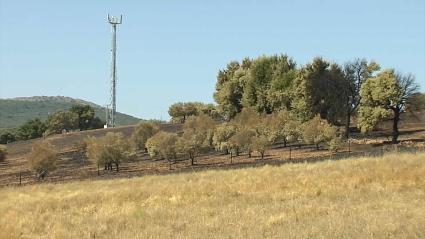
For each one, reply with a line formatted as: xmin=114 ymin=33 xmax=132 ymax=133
xmin=1 ymin=0 xmax=424 ymax=120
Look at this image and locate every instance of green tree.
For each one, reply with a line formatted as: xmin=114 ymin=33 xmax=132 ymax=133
xmin=291 ymin=58 xmax=346 ymax=124
xmin=358 ymin=70 xmax=419 ymax=143
xmin=243 ymin=55 xmax=296 ymax=114
xmin=228 ymin=129 xmax=256 ymax=158
xmin=17 ymin=118 xmax=47 ymax=140
xmin=302 ymin=115 xmax=338 ymax=150
xmin=342 ymin=59 xmax=380 ymax=138
xmin=266 ymin=110 xmax=302 ymax=147
xmin=146 ymin=131 xmax=179 ymax=169
xmin=70 ymin=105 xmax=104 ymax=130
xmin=46 ymin=111 xmax=79 ymax=134
xmin=168 ymin=102 xmax=204 ymax=123
xmin=86 ymin=132 xmax=131 ymax=172
xmin=130 ymin=122 xmax=160 ymax=151
xmin=212 ymin=123 xmax=237 ymax=155
xmin=252 ymin=135 xmax=270 ymax=160
xmin=177 ymin=114 xmax=216 ymax=165
xmin=28 ymin=141 xmax=57 ymax=179
xmin=213 ymin=61 xmax=246 ymax=120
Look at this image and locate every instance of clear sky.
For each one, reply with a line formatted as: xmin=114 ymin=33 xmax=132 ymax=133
xmin=1 ymin=0 xmax=424 ymax=120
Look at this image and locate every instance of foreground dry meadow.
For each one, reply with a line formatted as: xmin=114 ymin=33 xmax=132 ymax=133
xmin=0 ymin=152 xmax=424 ymax=239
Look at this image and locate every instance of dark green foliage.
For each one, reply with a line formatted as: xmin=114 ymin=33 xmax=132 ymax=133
xmin=70 ymin=105 xmax=104 ymax=130
xmin=0 ymin=129 xmax=17 ymax=144
xmin=0 ymin=96 xmax=139 ymax=129
xmin=291 ymin=58 xmax=347 ymax=124
xmin=213 ymin=55 xmax=296 ymax=120
xmin=243 ymin=55 xmax=296 ymax=114
xmin=342 ymin=59 xmax=380 ymax=138
xmin=17 ymin=118 xmax=47 ymax=140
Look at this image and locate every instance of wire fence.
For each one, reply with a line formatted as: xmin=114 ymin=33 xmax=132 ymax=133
xmin=3 ymin=143 xmax=424 ymax=188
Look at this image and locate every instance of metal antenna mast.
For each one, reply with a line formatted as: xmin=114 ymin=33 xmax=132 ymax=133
xmin=106 ymin=14 xmax=122 ymax=128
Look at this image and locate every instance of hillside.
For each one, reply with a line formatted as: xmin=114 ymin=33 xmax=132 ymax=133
xmin=0 ymin=152 xmax=424 ymax=238
xmin=0 ymin=96 xmax=141 ymax=128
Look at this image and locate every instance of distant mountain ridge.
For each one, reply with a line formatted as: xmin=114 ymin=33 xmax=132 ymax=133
xmin=0 ymin=96 xmax=141 ymax=129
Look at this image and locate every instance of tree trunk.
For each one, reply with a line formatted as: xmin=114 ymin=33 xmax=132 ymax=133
xmin=261 ymin=151 xmax=264 ymax=160
xmin=392 ymin=109 xmax=400 ymax=144
xmin=316 ymin=144 xmax=319 ymax=150
xmin=283 ymin=139 xmax=287 ymax=147
xmin=115 ymin=162 xmax=119 ymax=172
xmin=248 ymin=151 xmax=251 ymax=158
xmin=344 ymin=110 xmax=351 ymax=139
xmin=230 ymin=152 xmax=233 ymax=163
xmin=190 ymin=154 xmax=194 ymax=165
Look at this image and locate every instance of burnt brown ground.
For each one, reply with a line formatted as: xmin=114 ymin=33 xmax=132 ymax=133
xmin=1 ymin=112 xmax=424 ymax=187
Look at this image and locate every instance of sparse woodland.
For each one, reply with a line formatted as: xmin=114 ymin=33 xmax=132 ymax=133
xmin=2 ymin=54 xmax=423 ymax=179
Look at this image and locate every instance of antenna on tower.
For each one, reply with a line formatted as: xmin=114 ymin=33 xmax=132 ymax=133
xmin=105 ymin=14 xmax=122 ymax=128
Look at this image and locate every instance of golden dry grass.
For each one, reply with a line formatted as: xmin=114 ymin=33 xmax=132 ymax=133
xmin=0 ymin=152 xmax=424 ymax=239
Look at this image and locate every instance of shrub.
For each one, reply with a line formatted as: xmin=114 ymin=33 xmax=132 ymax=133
xmin=0 ymin=145 xmax=7 ymax=162
xmin=28 ymin=141 xmax=57 ymax=179
xmin=86 ymin=132 xmax=131 ymax=172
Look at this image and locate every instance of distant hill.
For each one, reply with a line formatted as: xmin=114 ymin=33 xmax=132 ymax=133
xmin=0 ymin=96 xmax=141 ymax=129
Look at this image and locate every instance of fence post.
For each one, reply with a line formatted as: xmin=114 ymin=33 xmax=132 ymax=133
xmin=289 ymin=146 xmax=292 ymax=160
xmin=19 ymin=172 xmax=21 ymax=186
xmin=348 ymin=139 xmax=351 ymax=154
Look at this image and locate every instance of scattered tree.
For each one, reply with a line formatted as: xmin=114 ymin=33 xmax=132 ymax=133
xmin=266 ymin=110 xmax=302 ymax=147
xmin=146 ymin=131 xmax=179 ymax=169
xmin=229 ymin=129 xmax=256 ymax=157
xmin=168 ymin=102 xmax=202 ymax=123
xmin=252 ymin=135 xmax=270 ymax=160
xmin=358 ymin=70 xmax=419 ymax=143
xmin=212 ymin=123 xmax=237 ymax=155
xmin=46 ymin=111 xmax=79 ymax=134
xmin=131 ymin=122 xmax=160 ymax=151
xmin=342 ymin=59 xmax=380 ymax=138
xmin=302 ymin=115 xmax=339 ymax=150
xmin=86 ymin=132 xmax=131 ymax=172
xmin=177 ymin=114 xmax=216 ymax=165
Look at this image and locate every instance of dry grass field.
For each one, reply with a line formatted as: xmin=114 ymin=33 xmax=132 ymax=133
xmin=0 ymin=152 xmax=424 ymax=239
